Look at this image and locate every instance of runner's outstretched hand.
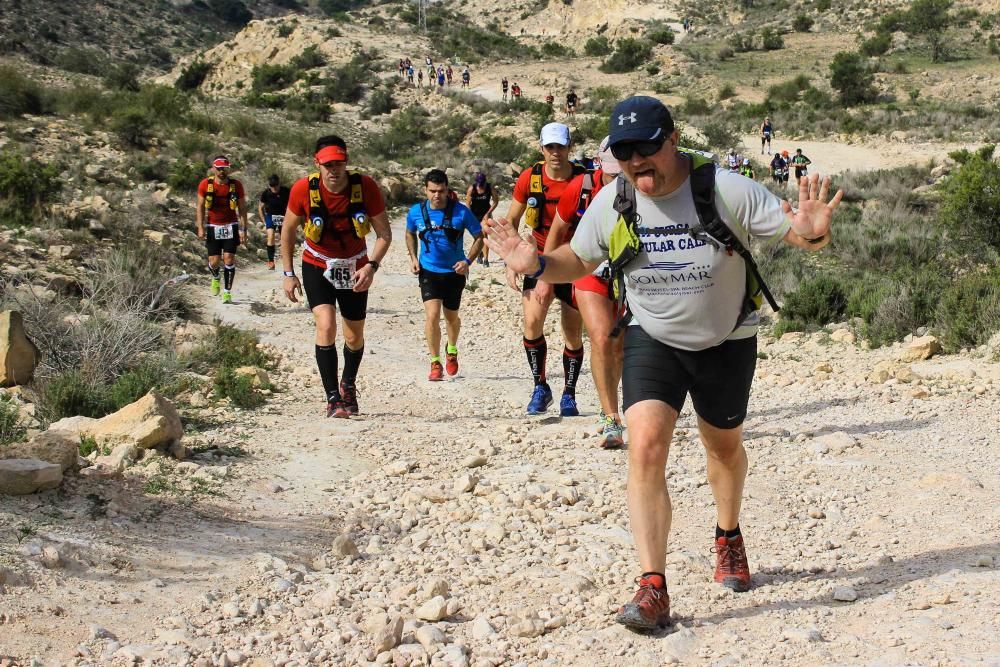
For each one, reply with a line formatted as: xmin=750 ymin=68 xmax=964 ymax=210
xmin=485 ymin=217 xmax=542 ymax=277
xmin=782 ymin=173 xmax=843 ymax=250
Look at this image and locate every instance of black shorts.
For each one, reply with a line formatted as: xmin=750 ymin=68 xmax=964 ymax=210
xmin=205 ymin=224 xmax=241 ymax=255
xmin=795 ymin=167 xmax=807 ymax=178
xmin=522 ymin=276 xmax=577 ymax=309
xmin=301 ymin=261 xmax=368 ymax=321
xmin=418 ymin=268 xmax=466 ymax=311
xmin=622 ymin=326 xmax=757 ymax=429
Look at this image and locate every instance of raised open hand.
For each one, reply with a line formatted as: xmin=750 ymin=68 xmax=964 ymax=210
xmin=782 ymin=173 xmax=844 ymax=248
xmin=484 ymin=217 xmax=542 ymax=276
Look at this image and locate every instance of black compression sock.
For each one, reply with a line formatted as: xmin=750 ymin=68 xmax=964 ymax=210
xmin=523 ymin=335 xmax=547 ymax=385
xmin=562 ymin=346 xmax=584 ymax=394
xmin=716 ymin=524 xmax=742 ymax=539
xmin=342 ymin=344 xmax=364 ymax=385
xmin=266 ymin=245 xmax=275 ymax=261
xmin=315 ymin=344 xmax=340 ymax=402
xmin=223 ymin=264 xmax=235 ymax=290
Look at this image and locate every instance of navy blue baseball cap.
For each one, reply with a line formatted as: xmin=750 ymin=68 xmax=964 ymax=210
xmin=607 ymin=96 xmax=675 ymax=146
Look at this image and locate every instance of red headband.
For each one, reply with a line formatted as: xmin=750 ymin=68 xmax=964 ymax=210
xmin=315 ymin=146 xmax=348 ymax=163
xmin=212 ymin=158 xmax=231 ymax=169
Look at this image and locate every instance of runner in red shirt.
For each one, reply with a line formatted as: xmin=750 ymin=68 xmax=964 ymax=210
xmin=196 ymin=156 xmax=248 ymax=304
xmin=545 ymin=135 xmax=625 ymax=448
xmin=280 ymin=135 xmax=392 ymax=419
xmin=505 ymin=122 xmax=586 ymax=417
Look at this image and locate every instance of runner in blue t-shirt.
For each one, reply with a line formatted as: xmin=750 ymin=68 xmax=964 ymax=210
xmin=405 ymin=169 xmax=484 ymax=381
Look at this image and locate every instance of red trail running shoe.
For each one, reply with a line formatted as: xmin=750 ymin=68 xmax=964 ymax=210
xmin=445 ymin=351 xmax=459 ymax=376
xmin=615 ymin=575 xmax=671 ymax=630
xmin=713 ymin=534 xmax=752 ymax=592
xmin=428 ymin=360 xmax=444 ymax=381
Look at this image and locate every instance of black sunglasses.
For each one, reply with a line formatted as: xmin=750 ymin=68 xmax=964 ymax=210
xmin=610 ymin=137 xmax=666 ymax=161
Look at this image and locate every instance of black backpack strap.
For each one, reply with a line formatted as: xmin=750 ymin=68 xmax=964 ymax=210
xmin=418 ymin=201 xmax=432 ymax=240
xmin=686 ymin=161 xmax=780 ymax=325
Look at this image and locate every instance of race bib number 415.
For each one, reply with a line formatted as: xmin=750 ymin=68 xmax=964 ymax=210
xmin=214 ymin=225 xmax=234 ymax=240
xmin=323 ymin=258 xmax=357 ymax=290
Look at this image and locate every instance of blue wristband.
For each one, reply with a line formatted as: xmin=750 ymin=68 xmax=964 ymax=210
xmin=527 ymin=254 xmax=546 ymax=280
xmin=464 ymin=257 xmax=473 ymax=265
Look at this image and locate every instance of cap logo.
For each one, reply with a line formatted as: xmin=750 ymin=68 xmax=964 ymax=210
xmin=618 ymin=112 xmax=638 ymax=126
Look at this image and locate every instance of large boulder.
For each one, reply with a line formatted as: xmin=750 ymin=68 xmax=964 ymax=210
xmin=0 ymin=311 xmax=40 ymax=387
xmin=0 ymin=459 xmax=62 ymax=495
xmin=48 ymin=415 xmax=98 ymax=438
xmin=897 ymin=335 xmax=942 ymax=362
xmin=1 ymin=430 xmax=78 ymax=472
xmin=84 ymin=390 xmax=183 ymax=450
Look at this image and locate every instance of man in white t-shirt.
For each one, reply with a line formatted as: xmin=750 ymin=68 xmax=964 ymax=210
xmin=484 ymin=96 xmax=843 ymax=631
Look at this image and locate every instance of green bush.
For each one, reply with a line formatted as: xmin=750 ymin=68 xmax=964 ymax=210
xmin=168 ymin=161 xmax=208 ymax=191
xmin=792 ymin=14 xmax=814 ymax=32
xmin=207 ymin=0 xmax=252 ymax=26
xmin=780 ymin=274 xmax=847 ymax=326
xmin=575 ymin=115 xmax=609 ymax=142
xmin=324 ymin=51 xmax=376 ymax=103
xmin=37 ymin=371 xmax=113 ymax=422
xmin=766 ymin=74 xmax=813 ymax=106
xmin=0 ymin=394 xmax=26 ymax=446
xmin=277 ymin=22 xmax=295 ymax=38
xmin=701 ymin=121 xmax=739 ymax=150
xmin=646 ymin=24 xmax=675 ymax=45
xmin=541 ymin=42 xmax=574 ymax=57
xmin=176 ymin=60 xmax=213 ymax=91
xmin=681 ymin=95 xmax=712 ymax=116
xmin=104 ymin=63 xmax=141 ymax=92
xmin=318 ymin=0 xmax=366 ymax=15
xmin=213 ymin=367 xmax=265 ymax=408
xmin=760 ymin=27 xmax=785 ymax=50
xmin=938 ymin=154 xmax=1000 ymax=252
xmin=600 ymin=38 xmax=653 ymax=73
xmin=366 ymin=105 xmax=432 ymax=157
xmin=847 ymin=270 xmax=944 ymax=347
xmin=829 ymin=51 xmax=876 ymax=106
xmin=476 ymin=133 xmax=532 ymax=165
xmin=292 ymin=92 xmax=331 ymax=123
xmin=586 ymin=86 xmax=622 ymax=115
xmin=290 ymin=45 xmax=326 ymax=70
xmin=251 ymin=63 xmax=301 ymax=93
xmin=365 ymin=88 xmax=396 ymax=116
xmin=111 ymin=106 xmax=154 ymax=148
xmin=584 ymin=36 xmax=612 ymax=56
xmin=0 ymin=66 xmax=51 ymax=118
xmin=0 ymin=151 xmax=61 ymax=226
xmin=186 ymin=323 xmax=273 ymax=373
xmin=934 ymin=269 xmax=1000 ymax=350
xmin=718 ymin=83 xmax=737 ymax=101
xmin=860 ymin=31 xmax=892 ymax=57
xmin=53 ymin=47 xmax=111 ymax=76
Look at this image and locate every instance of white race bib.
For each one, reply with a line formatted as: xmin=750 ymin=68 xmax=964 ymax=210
xmin=323 ymin=258 xmax=356 ymax=290
xmin=271 ymin=215 xmax=284 ymax=228
xmin=213 ymin=225 xmax=234 ymax=240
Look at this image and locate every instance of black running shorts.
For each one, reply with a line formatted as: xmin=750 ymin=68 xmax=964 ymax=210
xmin=522 ymin=276 xmax=577 ymax=309
xmin=622 ymin=325 xmax=757 ymax=429
xmin=418 ymin=268 xmax=466 ymax=311
xmin=301 ymin=261 xmax=368 ymax=321
xmin=205 ymin=224 xmax=241 ymax=255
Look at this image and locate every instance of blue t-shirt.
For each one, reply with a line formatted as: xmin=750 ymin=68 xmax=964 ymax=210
xmin=406 ymin=200 xmax=482 ymax=273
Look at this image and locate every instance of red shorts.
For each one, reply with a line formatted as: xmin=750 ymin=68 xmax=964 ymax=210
xmin=573 ymin=274 xmax=610 ymax=298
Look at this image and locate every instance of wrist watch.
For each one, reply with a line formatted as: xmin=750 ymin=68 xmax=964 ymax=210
xmin=368 ymin=260 xmax=380 ymax=272
xmin=283 ymin=271 xmax=296 ymax=277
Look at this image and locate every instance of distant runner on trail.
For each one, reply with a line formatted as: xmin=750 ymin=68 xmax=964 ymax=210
xmin=504 ymin=122 xmax=587 ymax=417
xmin=406 ymin=169 xmax=484 ymax=381
xmin=466 ymin=171 xmax=499 ymax=267
xmin=792 ymin=148 xmax=812 ymax=185
xmin=770 ymin=152 xmax=787 ymax=186
xmin=461 ymin=67 xmax=470 ymax=88
xmin=565 ymin=89 xmax=578 ymax=116
xmin=279 ymin=135 xmax=392 ymax=419
xmin=196 ymin=156 xmax=248 ymax=305
xmin=726 ymin=149 xmax=739 ymax=171
xmin=545 ymin=92 xmax=555 ymax=107
xmin=501 ymin=77 xmax=509 ymax=101
xmin=511 ymin=82 xmax=522 ymax=101
xmin=760 ymin=116 xmax=773 ymax=154
xmin=739 ymin=157 xmax=756 ymax=180
xmin=544 ymin=135 xmax=625 ymax=448
xmin=258 ymin=174 xmax=290 ymax=271
xmin=484 ymin=95 xmax=843 ymax=632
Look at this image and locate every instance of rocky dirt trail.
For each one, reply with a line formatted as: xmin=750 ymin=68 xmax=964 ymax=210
xmin=2 ymin=211 xmax=999 ymax=666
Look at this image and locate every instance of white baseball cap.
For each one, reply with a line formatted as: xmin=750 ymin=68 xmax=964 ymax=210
xmin=539 ymin=122 xmax=571 ymax=147
xmin=596 ymin=136 xmax=622 ymax=175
